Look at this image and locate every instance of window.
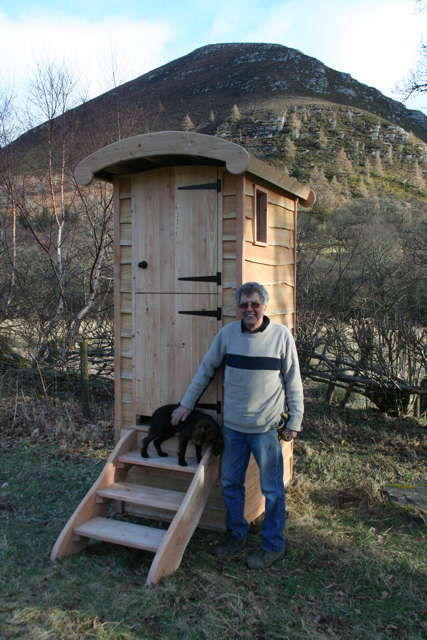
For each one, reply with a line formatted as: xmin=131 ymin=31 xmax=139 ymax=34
xmin=255 ymin=189 xmax=267 ymax=245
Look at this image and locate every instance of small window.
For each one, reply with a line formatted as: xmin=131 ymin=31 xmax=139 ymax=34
xmin=255 ymin=189 xmax=268 ymax=245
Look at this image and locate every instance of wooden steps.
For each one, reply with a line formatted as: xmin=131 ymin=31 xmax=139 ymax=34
xmin=74 ymin=517 xmax=166 ymax=552
xmin=96 ymin=482 xmax=185 ymax=511
xmin=51 ymin=427 xmax=219 ymax=585
xmin=118 ymin=450 xmax=198 ymax=473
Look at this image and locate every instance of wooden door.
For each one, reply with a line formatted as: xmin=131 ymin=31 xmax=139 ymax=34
xmin=132 ymin=166 xmax=222 ymax=418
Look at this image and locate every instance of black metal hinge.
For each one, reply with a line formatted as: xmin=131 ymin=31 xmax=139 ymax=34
xmin=178 ymin=179 xmax=221 ymax=192
xmin=178 ymin=307 xmax=222 ymax=320
xmin=196 ymin=401 xmax=222 ymax=413
xmin=178 ymin=272 xmax=221 ymax=285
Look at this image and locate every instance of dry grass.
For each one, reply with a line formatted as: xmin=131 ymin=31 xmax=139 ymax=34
xmin=0 ymin=380 xmax=426 ymax=639
xmin=0 ymin=373 xmax=114 ymax=450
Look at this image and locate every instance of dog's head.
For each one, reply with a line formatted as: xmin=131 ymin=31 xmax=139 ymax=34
xmin=192 ymin=416 xmax=223 ymax=456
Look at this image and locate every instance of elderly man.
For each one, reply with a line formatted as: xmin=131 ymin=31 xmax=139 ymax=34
xmin=171 ymin=282 xmax=303 ymax=569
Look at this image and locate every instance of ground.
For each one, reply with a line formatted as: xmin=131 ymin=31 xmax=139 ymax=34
xmin=0 ymin=385 xmax=426 ymax=639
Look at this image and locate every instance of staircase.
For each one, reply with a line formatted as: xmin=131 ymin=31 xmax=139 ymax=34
xmin=50 ymin=426 xmax=219 ymax=585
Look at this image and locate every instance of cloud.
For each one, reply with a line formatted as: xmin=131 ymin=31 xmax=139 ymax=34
xmin=0 ymin=10 xmax=174 ymax=111
xmin=245 ymin=0 xmax=426 ymax=107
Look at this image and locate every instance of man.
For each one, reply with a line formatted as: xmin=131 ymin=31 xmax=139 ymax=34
xmin=171 ymin=282 xmax=303 ymax=569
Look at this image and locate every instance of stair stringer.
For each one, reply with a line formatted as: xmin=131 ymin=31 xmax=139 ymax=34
xmin=146 ymin=446 xmax=219 ymax=586
xmin=50 ymin=428 xmax=138 ymax=560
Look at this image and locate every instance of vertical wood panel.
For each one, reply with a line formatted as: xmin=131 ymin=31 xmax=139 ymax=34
xmin=293 ymin=202 xmax=298 ymax=335
xmin=174 ymin=167 xmax=219 ymax=293
xmin=235 ymin=175 xmax=245 ymax=287
xmin=132 ymin=168 xmax=175 ymax=292
xmin=114 ymin=179 xmax=123 ymax=436
xmin=244 ymin=195 xmax=254 ymax=219
xmin=223 ymin=195 xmax=236 ymax=218
xmin=134 ymin=293 xmax=219 ymax=416
xmin=133 ymin=167 xmax=219 ymax=294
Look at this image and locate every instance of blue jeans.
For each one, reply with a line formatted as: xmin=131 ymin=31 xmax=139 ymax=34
xmin=220 ymin=426 xmax=285 ymax=552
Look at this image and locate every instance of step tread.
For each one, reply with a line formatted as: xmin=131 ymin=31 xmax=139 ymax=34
xmin=118 ymin=450 xmax=198 ymax=473
xmin=97 ymin=482 xmax=185 ymax=511
xmin=74 ymin=517 xmax=166 ymax=552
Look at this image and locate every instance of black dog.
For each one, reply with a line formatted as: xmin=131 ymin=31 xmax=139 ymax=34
xmin=141 ymin=404 xmax=223 ymax=466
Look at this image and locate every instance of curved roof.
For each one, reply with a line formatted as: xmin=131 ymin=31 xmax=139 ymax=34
xmin=75 ymin=131 xmax=315 ymax=207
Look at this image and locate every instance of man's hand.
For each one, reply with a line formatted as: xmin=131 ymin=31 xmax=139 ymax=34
xmin=171 ymin=405 xmax=191 ymax=426
xmin=283 ymin=429 xmax=298 ymax=441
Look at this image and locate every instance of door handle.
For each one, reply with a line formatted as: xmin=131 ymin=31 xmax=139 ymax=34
xmin=138 ymin=261 xmax=148 ymax=269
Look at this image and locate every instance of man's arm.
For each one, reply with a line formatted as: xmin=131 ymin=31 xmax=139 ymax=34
xmin=282 ymin=331 xmax=304 ymax=434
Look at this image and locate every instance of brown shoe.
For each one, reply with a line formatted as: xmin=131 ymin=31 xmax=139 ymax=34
xmin=246 ymin=549 xmax=284 ymax=569
xmin=213 ymin=533 xmax=246 ymax=558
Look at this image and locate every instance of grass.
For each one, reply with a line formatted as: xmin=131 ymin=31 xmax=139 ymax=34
xmin=0 ymin=384 xmax=426 ymax=640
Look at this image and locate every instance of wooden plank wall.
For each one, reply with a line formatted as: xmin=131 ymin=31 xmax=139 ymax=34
xmin=115 ymin=177 xmax=135 ymax=436
xmin=222 ymin=172 xmax=244 ymax=322
xmin=243 ymin=179 xmax=296 ymax=332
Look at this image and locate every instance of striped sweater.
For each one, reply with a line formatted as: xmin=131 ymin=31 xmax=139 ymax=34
xmin=181 ymin=319 xmax=304 ymax=433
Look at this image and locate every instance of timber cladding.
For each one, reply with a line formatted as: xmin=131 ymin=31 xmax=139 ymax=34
xmin=115 ymin=177 xmax=135 ymax=429
xmin=72 ymin=132 xmax=313 ymax=540
xmin=74 ymin=133 xmax=314 ymax=508
xmin=113 ymin=168 xmax=297 ymax=433
xmin=243 ymin=179 xmax=296 ymax=331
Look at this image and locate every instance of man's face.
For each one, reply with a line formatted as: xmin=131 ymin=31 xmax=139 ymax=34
xmin=238 ymin=292 xmax=267 ymax=332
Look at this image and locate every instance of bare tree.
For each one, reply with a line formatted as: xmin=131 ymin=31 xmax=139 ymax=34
xmin=400 ymin=1 xmax=427 ymax=100
xmin=0 ymin=87 xmax=18 ymax=318
xmin=0 ymin=59 xmax=114 ymax=366
xmin=297 ymin=197 xmax=426 ymax=415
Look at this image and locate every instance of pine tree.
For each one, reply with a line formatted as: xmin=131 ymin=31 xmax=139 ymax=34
xmin=283 ymin=137 xmax=297 ymax=161
xmin=355 ymin=176 xmax=369 ymax=197
xmin=288 ymin=111 xmax=302 ymax=140
xmin=317 ymin=128 xmax=328 ymax=149
xmin=181 ymin=114 xmax=195 ymax=131
xmin=231 ymin=104 xmax=241 ymax=121
xmin=335 ymin=148 xmax=353 ymax=176
xmin=372 ymin=151 xmax=384 ymax=176
xmin=410 ymin=160 xmax=426 ymax=188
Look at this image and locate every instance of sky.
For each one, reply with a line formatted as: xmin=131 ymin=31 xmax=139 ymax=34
xmin=0 ymin=0 xmax=426 ymax=121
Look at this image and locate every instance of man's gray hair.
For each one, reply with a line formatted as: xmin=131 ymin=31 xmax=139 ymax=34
xmin=235 ymin=282 xmax=269 ymax=305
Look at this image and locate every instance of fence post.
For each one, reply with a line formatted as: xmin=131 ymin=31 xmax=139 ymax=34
xmin=80 ymin=339 xmax=91 ymax=419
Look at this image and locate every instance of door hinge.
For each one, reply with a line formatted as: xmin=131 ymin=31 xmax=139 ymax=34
xmin=178 ymin=179 xmax=221 ymax=192
xmin=178 ymin=307 xmax=222 ymax=320
xmin=178 ymin=272 xmax=221 ymax=285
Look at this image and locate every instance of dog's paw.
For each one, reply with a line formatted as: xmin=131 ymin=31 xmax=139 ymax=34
xmin=178 ymin=459 xmax=188 ymax=467
xmin=141 ymin=451 xmax=149 ymax=458
xmin=159 ymin=452 xmax=168 ymax=457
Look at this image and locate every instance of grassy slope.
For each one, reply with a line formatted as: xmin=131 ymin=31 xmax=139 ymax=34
xmin=0 ymin=390 xmax=426 ymax=640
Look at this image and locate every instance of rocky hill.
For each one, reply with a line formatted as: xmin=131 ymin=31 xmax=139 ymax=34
xmin=6 ymin=42 xmax=427 ymax=204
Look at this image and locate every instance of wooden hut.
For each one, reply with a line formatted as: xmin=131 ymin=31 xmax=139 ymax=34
xmin=51 ymin=131 xmax=314 ymax=584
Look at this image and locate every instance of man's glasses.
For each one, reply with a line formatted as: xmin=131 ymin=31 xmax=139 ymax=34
xmin=239 ymin=301 xmax=261 ymax=309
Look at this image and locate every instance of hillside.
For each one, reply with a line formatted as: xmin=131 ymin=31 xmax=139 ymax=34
xmin=0 ymin=42 xmax=424 ymax=415
xmin=6 ymin=42 xmax=426 ymax=205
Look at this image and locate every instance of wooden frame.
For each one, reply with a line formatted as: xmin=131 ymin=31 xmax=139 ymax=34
xmin=74 ymin=131 xmax=315 ymax=206
xmin=58 ymin=131 xmax=313 ymax=581
xmin=254 ymin=186 xmax=268 ymax=246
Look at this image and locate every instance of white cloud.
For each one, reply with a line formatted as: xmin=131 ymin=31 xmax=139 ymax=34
xmin=0 ymin=10 xmax=174 ymax=112
xmin=246 ymin=0 xmax=426 ymax=108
